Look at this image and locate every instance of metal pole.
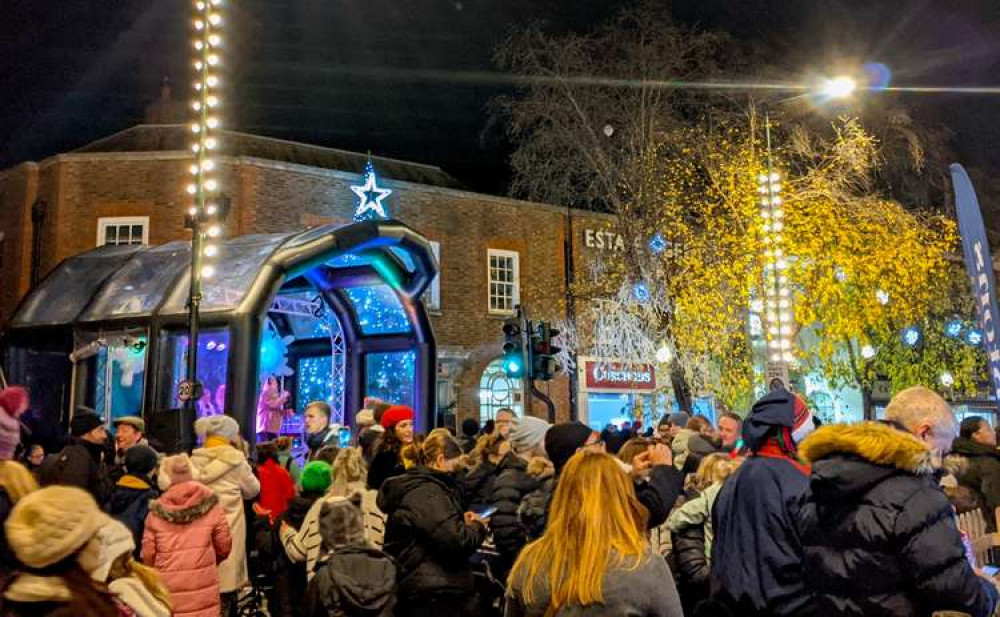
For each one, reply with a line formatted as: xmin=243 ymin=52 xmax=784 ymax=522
xmin=564 ymin=206 xmax=579 ymax=420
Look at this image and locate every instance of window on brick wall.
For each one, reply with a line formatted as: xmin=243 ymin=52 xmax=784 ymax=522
xmin=487 ymin=248 xmax=519 ymax=315
xmin=424 ymin=241 xmax=441 ymax=312
xmin=97 ymin=217 xmax=149 ymax=247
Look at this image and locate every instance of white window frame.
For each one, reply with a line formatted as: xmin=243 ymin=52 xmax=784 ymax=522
xmin=487 ymin=248 xmax=520 ymax=315
xmin=425 ymin=241 xmax=442 ymax=312
xmin=97 ymin=216 xmax=149 ymax=247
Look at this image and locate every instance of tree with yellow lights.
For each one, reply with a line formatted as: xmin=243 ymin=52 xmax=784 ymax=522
xmin=494 ymin=2 xmax=981 ymax=412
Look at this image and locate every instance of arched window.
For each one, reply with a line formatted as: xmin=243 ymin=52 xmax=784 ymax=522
xmin=479 ymin=358 xmax=523 ymax=423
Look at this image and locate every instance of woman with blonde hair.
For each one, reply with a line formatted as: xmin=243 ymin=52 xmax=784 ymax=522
xmin=506 ymin=450 xmax=682 ymax=616
xmin=666 ymin=452 xmax=742 ymax=613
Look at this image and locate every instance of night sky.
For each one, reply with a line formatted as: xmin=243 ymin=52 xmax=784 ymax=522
xmin=2 ymin=0 xmax=998 ymax=198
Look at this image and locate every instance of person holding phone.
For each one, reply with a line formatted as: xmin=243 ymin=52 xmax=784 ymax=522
xmin=377 ymin=429 xmax=488 ymax=616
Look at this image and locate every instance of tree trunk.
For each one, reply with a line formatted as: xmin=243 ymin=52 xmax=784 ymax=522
xmin=669 ymin=359 xmax=693 ymax=413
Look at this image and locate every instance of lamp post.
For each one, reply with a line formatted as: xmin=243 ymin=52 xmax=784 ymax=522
xmin=185 ymin=0 xmax=226 ymax=398
xmin=758 ymin=75 xmax=858 ymax=388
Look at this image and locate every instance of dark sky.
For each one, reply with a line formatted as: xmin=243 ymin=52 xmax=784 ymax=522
xmin=1 ymin=0 xmax=998 ymax=196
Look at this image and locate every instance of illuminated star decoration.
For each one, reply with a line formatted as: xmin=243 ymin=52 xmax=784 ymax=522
xmin=352 ymin=159 xmax=392 ymax=221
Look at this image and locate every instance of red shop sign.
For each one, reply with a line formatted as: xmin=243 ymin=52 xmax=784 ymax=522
xmin=584 ymin=360 xmax=656 ymax=392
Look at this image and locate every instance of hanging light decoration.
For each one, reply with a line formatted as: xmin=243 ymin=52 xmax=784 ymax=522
xmin=184 ymin=0 xmax=225 ymax=385
xmin=759 ymin=168 xmax=794 ymax=363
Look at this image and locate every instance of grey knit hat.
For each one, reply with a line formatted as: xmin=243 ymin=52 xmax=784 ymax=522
xmin=319 ymin=493 xmax=367 ymax=550
xmin=194 ymin=414 xmax=239 ymax=440
xmin=510 ymin=415 xmax=551 ymax=453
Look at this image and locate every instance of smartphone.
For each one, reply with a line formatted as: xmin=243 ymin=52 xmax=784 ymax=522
xmin=473 ymin=505 xmax=498 ymax=518
xmin=983 ymin=565 xmax=1000 ymax=577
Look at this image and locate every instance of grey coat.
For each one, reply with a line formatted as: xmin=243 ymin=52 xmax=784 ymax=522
xmin=504 ymin=549 xmax=683 ymax=617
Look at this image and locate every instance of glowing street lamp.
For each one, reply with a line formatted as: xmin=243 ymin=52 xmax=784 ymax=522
xmin=819 ymin=76 xmax=858 ymax=100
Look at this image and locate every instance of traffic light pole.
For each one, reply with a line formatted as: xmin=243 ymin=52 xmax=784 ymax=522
xmin=529 ymin=380 xmax=556 ymax=423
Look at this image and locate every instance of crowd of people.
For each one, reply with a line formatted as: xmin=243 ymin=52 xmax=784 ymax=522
xmin=0 ymin=382 xmax=999 ymax=616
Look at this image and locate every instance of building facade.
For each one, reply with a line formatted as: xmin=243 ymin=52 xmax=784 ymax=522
xmin=0 ymin=124 xmax=647 ymax=428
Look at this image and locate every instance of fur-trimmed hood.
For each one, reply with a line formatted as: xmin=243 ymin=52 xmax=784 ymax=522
xmin=799 ymin=422 xmax=934 ymax=474
xmin=149 ymin=480 xmax=219 ymax=524
xmin=526 ymin=456 xmax=554 ymax=480
xmin=798 ymin=421 xmax=935 ymax=503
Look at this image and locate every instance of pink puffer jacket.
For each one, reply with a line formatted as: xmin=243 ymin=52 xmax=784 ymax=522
xmin=142 ymin=481 xmax=232 ymax=617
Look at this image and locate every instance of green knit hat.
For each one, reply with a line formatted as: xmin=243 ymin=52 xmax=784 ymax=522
xmin=300 ymin=461 xmax=332 ymax=494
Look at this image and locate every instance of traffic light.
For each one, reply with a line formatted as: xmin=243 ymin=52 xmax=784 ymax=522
xmin=531 ymin=321 xmax=562 ymax=381
xmin=502 ymin=318 xmax=525 ymax=378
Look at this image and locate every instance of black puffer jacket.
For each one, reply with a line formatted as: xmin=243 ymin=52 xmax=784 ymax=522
xmin=367 ymin=449 xmax=404 ymax=492
xmin=671 ymin=524 xmax=710 ymax=615
xmin=458 ymin=459 xmax=499 ymax=509
xmin=489 ymin=454 xmax=552 ymax=563
xmin=797 ymin=421 xmax=999 ymax=617
xmin=377 ymin=466 xmax=487 ymax=601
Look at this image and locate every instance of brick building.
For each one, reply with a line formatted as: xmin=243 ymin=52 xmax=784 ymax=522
xmin=0 ymin=123 xmax=646 ymax=427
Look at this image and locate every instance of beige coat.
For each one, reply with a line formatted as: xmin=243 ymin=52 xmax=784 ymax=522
xmin=160 ymin=445 xmax=259 ymax=592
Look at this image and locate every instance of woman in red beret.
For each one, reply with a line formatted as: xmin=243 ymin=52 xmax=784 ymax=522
xmin=366 ymin=405 xmax=415 ymax=491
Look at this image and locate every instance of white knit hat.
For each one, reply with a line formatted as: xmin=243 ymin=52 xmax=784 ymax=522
xmin=91 ymin=520 xmax=135 ymax=583
xmin=5 ymin=486 xmax=111 ymax=569
xmin=194 ymin=414 xmax=240 ymax=440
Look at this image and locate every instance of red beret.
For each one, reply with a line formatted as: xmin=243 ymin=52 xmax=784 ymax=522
xmin=380 ymin=405 xmax=414 ymax=429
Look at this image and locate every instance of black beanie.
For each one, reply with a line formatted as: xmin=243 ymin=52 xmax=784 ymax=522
xmin=124 ymin=444 xmax=158 ymax=476
xmin=461 ymin=418 xmax=480 ymax=437
xmin=70 ymin=410 xmax=103 ymax=437
xmin=544 ymin=421 xmax=594 ymax=473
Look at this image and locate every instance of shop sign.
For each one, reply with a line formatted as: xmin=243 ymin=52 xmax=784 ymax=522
xmin=583 ymin=359 xmax=656 ymax=391
xmin=582 ymin=228 xmax=626 ymax=252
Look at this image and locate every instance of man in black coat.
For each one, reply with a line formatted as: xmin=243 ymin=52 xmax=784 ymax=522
xmin=39 ymin=408 xmax=111 ymax=504
xmin=797 ymin=386 xmax=998 ymax=617
xmin=952 ymin=415 xmax=1000 ymax=531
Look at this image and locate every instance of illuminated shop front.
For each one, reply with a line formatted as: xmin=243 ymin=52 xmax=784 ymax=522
xmin=578 ymin=357 xmax=716 ymax=431
xmin=3 ymin=219 xmax=438 ymax=444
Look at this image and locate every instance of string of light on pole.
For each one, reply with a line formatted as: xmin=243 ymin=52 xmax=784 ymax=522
xmin=184 ymin=0 xmax=225 ymax=386
xmin=759 ymin=166 xmax=794 ymax=365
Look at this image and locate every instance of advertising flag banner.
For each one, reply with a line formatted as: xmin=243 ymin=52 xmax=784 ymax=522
xmin=951 ymin=163 xmax=1000 ymax=401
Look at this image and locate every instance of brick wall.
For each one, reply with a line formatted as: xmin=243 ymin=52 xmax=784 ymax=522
xmin=0 ymin=151 xmax=612 ymax=425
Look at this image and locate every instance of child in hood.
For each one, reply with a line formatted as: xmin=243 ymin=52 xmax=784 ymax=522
xmin=105 ymin=444 xmax=159 ymax=556
xmin=305 ymin=493 xmax=396 ymax=617
xmin=143 ymin=454 xmax=232 ymax=617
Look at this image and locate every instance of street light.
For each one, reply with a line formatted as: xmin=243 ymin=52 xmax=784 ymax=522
xmin=819 ymin=76 xmax=858 ymax=100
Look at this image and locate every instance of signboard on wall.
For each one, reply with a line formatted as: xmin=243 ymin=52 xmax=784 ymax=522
xmin=580 ymin=358 xmax=656 ymax=392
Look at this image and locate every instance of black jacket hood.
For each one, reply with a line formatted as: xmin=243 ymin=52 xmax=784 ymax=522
xmin=742 ymin=389 xmax=795 ymax=452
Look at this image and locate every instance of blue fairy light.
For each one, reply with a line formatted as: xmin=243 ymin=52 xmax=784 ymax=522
xmin=901 ymin=327 xmax=921 ymax=348
xmin=945 ymin=320 xmax=963 ymax=338
xmin=966 ymin=328 xmax=983 ymax=347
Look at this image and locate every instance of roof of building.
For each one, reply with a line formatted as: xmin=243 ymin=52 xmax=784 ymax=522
xmin=72 ymin=124 xmax=464 ymax=189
